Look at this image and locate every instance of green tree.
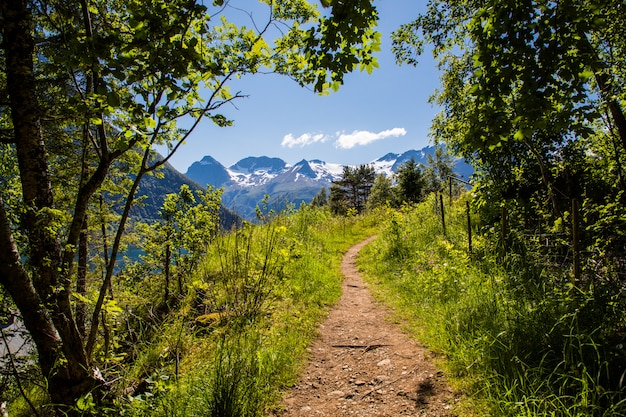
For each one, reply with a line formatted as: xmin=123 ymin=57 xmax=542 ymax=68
xmin=395 ymin=158 xmax=426 ymax=204
xmin=366 ymin=174 xmax=398 ymax=210
xmin=311 ymin=187 xmax=329 ymax=207
xmin=132 ymin=184 xmax=222 ymax=307
xmin=393 ymin=0 xmax=626 ymax=251
xmin=394 ymin=0 xmax=625 ymax=153
xmin=424 ymin=145 xmax=455 ymax=194
xmin=329 ymin=183 xmax=349 ymax=215
xmin=330 ymin=164 xmax=376 ymax=214
xmin=0 ymin=0 xmax=380 ymax=410
xmin=160 ymin=185 xmax=196 ymax=303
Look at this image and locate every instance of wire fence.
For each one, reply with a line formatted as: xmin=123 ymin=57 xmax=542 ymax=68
xmin=441 ymin=178 xmax=626 ymax=285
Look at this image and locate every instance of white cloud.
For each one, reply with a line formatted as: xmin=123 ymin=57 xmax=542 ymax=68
xmin=281 ymin=132 xmax=330 ymax=148
xmin=335 ymin=128 xmax=407 ymax=149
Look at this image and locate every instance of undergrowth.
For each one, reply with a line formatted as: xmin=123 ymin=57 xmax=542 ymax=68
xmin=87 ymin=204 xmax=380 ymax=416
xmin=359 ymin=194 xmax=626 ymax=417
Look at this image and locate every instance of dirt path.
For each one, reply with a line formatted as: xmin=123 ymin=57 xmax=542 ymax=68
xmin=272 ymin=236 xmax=460 ymax=416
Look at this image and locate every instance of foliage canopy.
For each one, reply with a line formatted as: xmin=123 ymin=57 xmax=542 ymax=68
xmin=393 ymin=0 xmax=626 ymax=254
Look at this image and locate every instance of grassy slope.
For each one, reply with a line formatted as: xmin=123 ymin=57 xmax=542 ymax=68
xmin=110 ymin=206 xmax=380 ymax=416
xmin=358 ymin=194 xmax=626 ymax=417
xmin=15 ymin=193 xmax=623 ymax=416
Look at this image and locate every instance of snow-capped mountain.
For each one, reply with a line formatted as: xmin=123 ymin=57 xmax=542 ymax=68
xmin=184 ymin=146 xmax=472 ymax=220
xmin=185 ymin=157 xmax=346 ymax=219
xmin=370 ymin=152 xmax=400 ymax=177
xmin=227 ymin=156 xmax=287 ymax=187
xmin=186 ymin=157 xmax=345 ymax=189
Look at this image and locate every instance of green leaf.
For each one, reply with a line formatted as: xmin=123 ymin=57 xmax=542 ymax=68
xmin=106 ymin=91 xmax=121 ymax=107
xmin=167 ymin=90 xmax=178 ymax=101
xmin=210 ymin=114 xmax=232 ymax=127
xmin=144 ymin=117 xmax=157 ymax=129
xmin=578 ymin=69 xmax=594 ymax=80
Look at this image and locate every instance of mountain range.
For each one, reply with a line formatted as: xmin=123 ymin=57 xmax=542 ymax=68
xmin=183 ymin=146 xmax=473 ymax=220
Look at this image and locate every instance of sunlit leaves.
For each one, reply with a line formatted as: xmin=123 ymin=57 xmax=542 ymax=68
xmin=395 ymin=0 xmax=624 ymax=156
xmin=272 ymin=0 xmax=318 ymax=21
xmin=391 ymin=21 xmax=424 ymax=66
xmin=3 ymin=0 xmax=382 ymax=309
xmin=210 ymin=114 xmax=232 ymax=127
xmin=275 ymin=0 xmax=380 ymax=93
xmin=390 ymin=0 xmax=626 ymax=252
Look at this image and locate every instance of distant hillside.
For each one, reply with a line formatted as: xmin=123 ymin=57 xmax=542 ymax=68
xmin=185 ymin=146 xmax=473 ymax=221
xmin=131 ymin=160 xmax=242 ymax=229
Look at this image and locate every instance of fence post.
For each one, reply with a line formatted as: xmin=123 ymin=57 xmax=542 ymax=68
xmin=501 ymin=205 xmax=508 ymax=261
xmin=466 ymin=200 xmax=472 ymax=255
xmin=440 ymin=193 xmax=446 ymax=237
xmin=572 ymin=198 xmax=581 ymax=282
xmin=449 ymin=176 xmax=453 ymax=205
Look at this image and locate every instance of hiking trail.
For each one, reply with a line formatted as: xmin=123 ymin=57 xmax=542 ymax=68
xmin=272 ymin=236 xmax=461 ymax=416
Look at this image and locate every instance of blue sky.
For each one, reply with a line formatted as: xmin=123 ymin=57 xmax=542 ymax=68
xmin=166 ymin=1 xmax=440 ymax=173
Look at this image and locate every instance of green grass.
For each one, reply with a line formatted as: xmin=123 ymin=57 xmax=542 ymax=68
xmin=15 ymin=193 xmax=625 ymax=417
xmin=102 ymin=205 xmax=380 ymax=416
xmin=358 ymin=194 xmax=626 ymax=417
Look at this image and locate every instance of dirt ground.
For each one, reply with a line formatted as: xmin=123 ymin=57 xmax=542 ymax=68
xmin=271 ymin=236 xmax=461 ymax=417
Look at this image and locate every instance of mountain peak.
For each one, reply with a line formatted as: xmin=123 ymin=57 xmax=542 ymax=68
xmin=377 ymin=152 xmax=399 ymax=162
xmin=292 ymin=159 xmax=316 ymax=179
xmin=185 ymin=155 xmax=230 ymax=188
xmin=199 ymin=155 xmax=220 ymax=164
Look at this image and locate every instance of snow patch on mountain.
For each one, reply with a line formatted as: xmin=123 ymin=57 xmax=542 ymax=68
xmin=227 ymin=156 xmax=287 ymax=187
xmin=370 ymin=153 xmax=399 ymax=177
xmin=308 ymin=159 xmax=344 ymax=182
xmin=227 ymin=169 xmax=278 ymax=187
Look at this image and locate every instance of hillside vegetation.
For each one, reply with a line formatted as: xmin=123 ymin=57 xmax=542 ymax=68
xmin=4 ymin=186 xmax=626 ymax=416
xmin=5 ymin=205 xmax=379 ymax=416
xmin=112 ymin=207 xmax=379 ymax=416
xmin=361 ymin=194 xmax=626 ymax=416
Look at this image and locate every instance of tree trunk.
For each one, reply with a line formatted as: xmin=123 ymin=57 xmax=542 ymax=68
xmin=99 ymin=195 xmax=114 ymax=297
xmin=76 ymin=217 xmax=88 ymax=337
xmin=165 ymin=241 xmax=172 ymax=304
xmin=595 ymin=73 xmax=626 ymax=155
xmin=1 ymin=1 xmax=102 ymax=411
xmin=0 ymin=199 xmax=62 ymax=383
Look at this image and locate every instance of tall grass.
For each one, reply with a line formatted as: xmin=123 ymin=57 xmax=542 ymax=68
xmin=109 ymin=205 xmax=380 ymax=416
xmin=359 ymin=194 xmax=626 ymax=417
